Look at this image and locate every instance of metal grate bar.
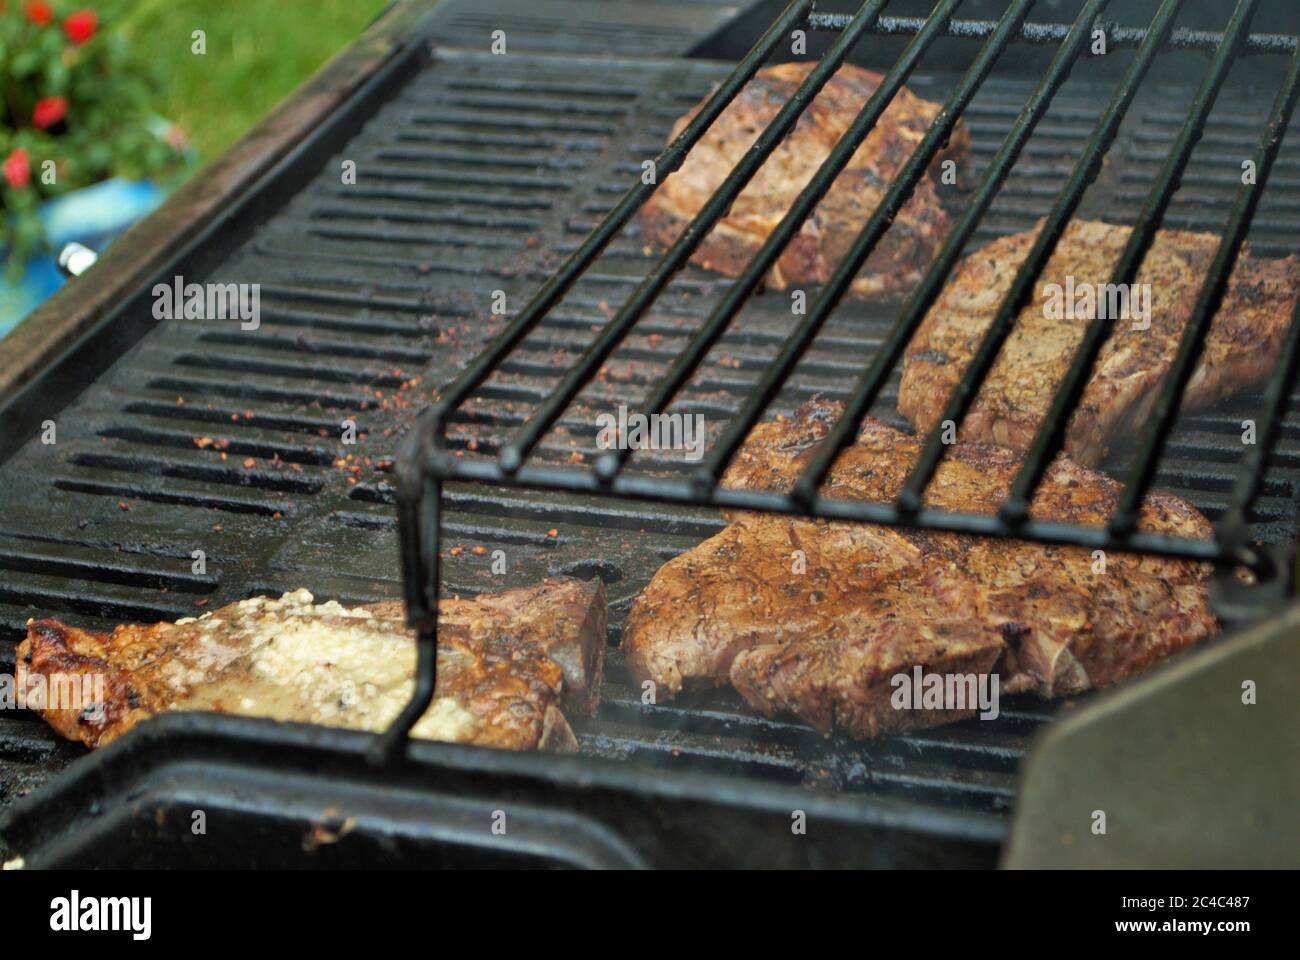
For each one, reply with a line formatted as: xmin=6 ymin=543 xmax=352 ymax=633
xmin=895 ymin=0 xmax=1197 ymax=516
xmin=591 ymin=0 xmax=990 ymax=484
xmin=424 ymin=0 xmax=814 ymax=434
xmin=372 ymin=466 xmax=443 ymax=763
xmin=1001 ymin=0 xmax=1266 ymax=526
xmin=790 ymin=0 xmax=1110 ymax=503
xmin=498 ymin=0 xmax=895 ymax=474
xmin=422 ymin=454 xmax=1224 ymax=562
xmin=1109 ymin=36 xmax=1300 ymax=537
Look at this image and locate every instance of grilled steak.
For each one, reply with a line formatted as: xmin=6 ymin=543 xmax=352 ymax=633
xmin=641 ymin=62 xmax=966 ymax=299
xmin=17 ymin=577 xmax=606 ymax=752
xmin=899 ymin=219 xmax=1300 ymax=464
xmin=730 ymin=620 xmax=1005 ymax=739
xmin=623 ymin=399 xmax=1216 ymax=737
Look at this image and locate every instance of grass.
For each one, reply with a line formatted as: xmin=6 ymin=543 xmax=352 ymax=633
xmin=116 ymin=0 xmax=392 ymax=165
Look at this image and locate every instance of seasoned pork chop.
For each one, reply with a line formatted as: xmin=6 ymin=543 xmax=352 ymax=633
xmin=623 ymin=399 xmax=1216 ymax=737
xmin=17 ymin=578 xmax=606 ymax=752
xmin=899 ymin=219 xmax=1300 ymax=464
xmin=641 ymin=62 xmax=965 ymax=299
xmin=730 ymin=620 xmax=1005 ymax=739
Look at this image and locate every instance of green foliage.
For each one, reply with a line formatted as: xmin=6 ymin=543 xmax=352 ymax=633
xmin=1 ymin=1 xmax=190 ymax=272
xmin=2 ymin=0 xmax=388 ymax=276
xmin=116 ymin=0 xmax=390 ymax=164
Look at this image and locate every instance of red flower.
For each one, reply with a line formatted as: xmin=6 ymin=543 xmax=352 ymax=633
xmin=63 ymin=9 xmax=97 ymax=44
xmin=33 ymin=96 xmax=68 ymax=130
xmin=23 ymin=1 xmax=53 ymax=26
xmin=3 ymin=149 xmax=31 ymax=190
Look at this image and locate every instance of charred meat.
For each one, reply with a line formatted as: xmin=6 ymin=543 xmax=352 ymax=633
xmin=899 ymin=219 xmax=1300 ymax=464
xmin=17 ymin=578 xmax=606 ymax=752
xmin=641 ymin=62 xmax=966 ymax=299
xmin=623 ymin=399 xmax=1215 ymax=737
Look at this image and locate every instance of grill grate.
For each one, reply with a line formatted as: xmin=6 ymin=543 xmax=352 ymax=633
xmin=381 ymin=0 xmax=1300 ymax=758
xmin=0 ymin=0 xmax=1298 ymax=859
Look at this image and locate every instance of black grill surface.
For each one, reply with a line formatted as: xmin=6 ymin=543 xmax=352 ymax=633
xmin=2 ymin=33 xmax=1298 ymax=846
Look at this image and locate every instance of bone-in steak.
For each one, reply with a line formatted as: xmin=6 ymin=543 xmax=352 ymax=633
xmin=899 ymin=219 xmax=1300 ymax=464
xmin=17 ymin=578 xmax=606 ymax=752
xmin=640 ymin=62 xmax=965 ymax=299
xmin=623 ymin=400 xmax=1216 ymax=738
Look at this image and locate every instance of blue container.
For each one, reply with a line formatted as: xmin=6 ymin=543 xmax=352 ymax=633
xmin=1 ymin=178 xmax=166 ymax=336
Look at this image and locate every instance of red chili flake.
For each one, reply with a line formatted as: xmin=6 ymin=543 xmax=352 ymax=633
xmin=546 ymin=528 xmax=559 ymax=538
xmin=471 ymin=546 xmax=487 ymax=556
xmin=116 ymin=501 xmax=131 ymax=511
xmin=449 ymin=547 xmax=463 ymax=556
xmin=242 ymin=457 xmax=256 ymax=469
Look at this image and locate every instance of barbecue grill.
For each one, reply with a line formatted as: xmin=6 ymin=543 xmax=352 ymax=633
xmin=0 ymin=0 xmax=1296 ymax=869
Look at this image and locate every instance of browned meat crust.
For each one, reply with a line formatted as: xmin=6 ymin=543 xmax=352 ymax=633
xmin=623 ymin=399 xmax=1216 ymax=736
xmin=730 ymin=620 xmax=1005 ymax=739
xmin=17 ymin=578 xmax=606 ymax=753
xmin=367 ymin=578 xmax=606 ymax=717
xmin=640 ymin=62 xmax=966 ymax=299
xmin=899 ymin=219 xmax=1300 ymax=464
